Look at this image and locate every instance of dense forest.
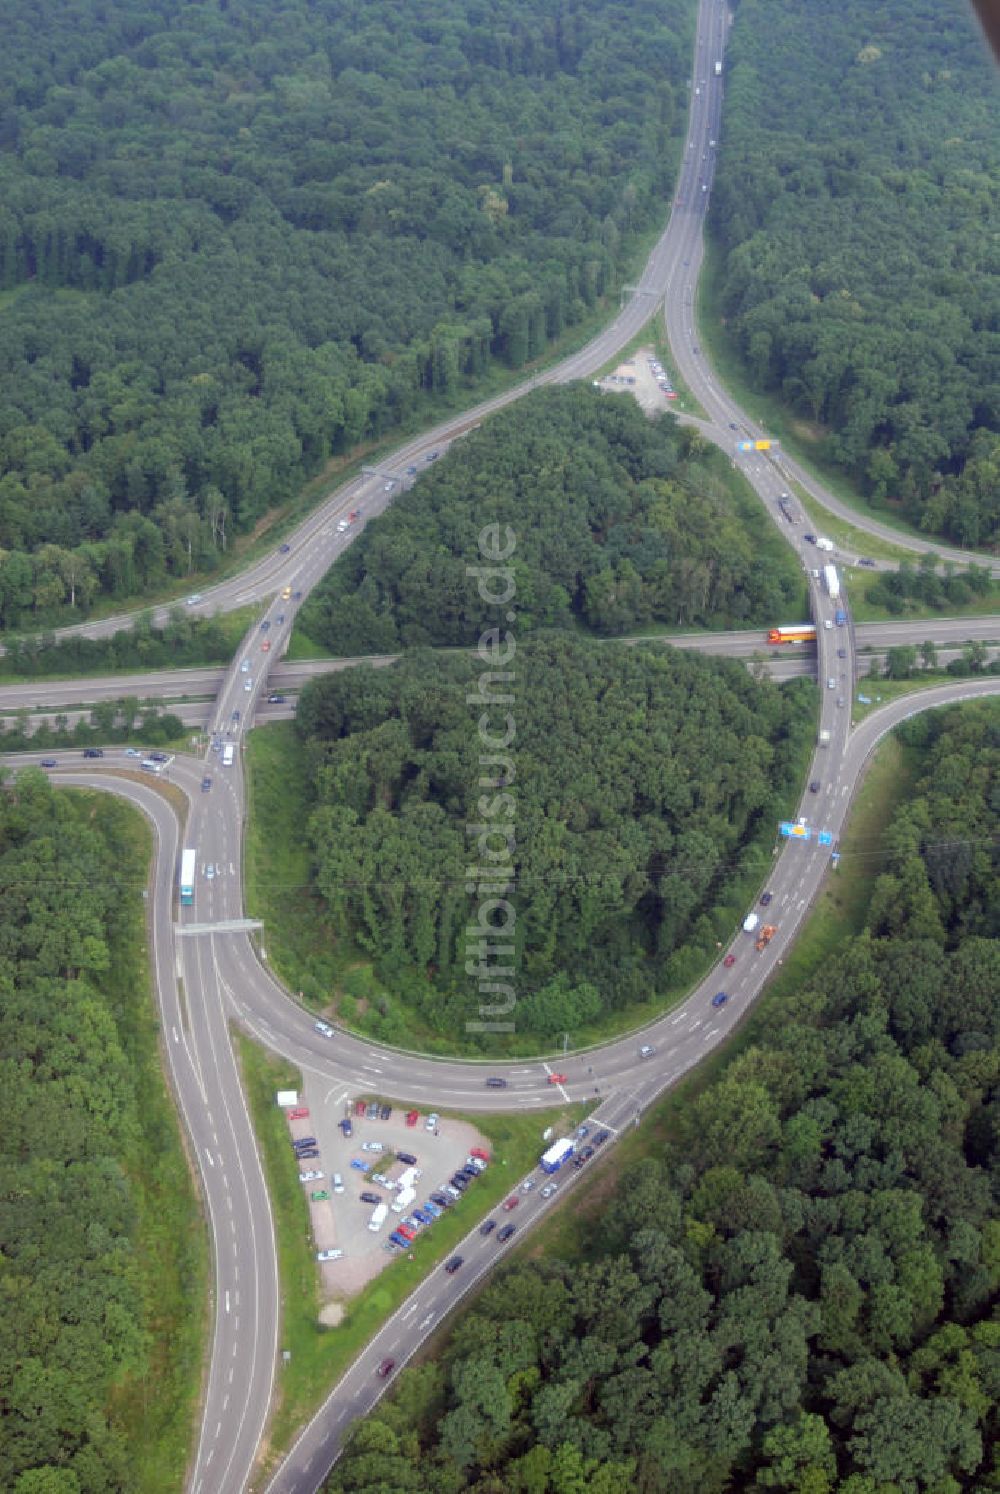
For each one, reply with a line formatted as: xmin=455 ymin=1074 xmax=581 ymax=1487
xmin=0 ymin=0 xmax=690 ymax=628
xmin=0 ymin=772 xmax=197 ymax=1490
xmin=715 ymin=0 xmax=1000 ymax=548
xmin=297 ymin=636 xmax=813 ymax=1047
xmin=300 ymin=386 xmax=802 ymax=653
xmin=327 ymin=700 xmax=1000 ymax=1492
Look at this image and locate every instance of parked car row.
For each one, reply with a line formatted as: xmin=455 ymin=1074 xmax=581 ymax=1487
xmin=383 ymin=1151 xmax=491 ymax=1254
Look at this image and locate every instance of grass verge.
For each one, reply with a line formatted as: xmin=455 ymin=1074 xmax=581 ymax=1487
xmin=97 ymin=795 xmax=209 ymax=1493
xmin=236 ymin=1030 xmax=584 ymax=1487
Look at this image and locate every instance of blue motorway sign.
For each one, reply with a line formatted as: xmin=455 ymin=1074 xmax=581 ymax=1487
xmin=818 ymin=831 xmax=833 ymax=846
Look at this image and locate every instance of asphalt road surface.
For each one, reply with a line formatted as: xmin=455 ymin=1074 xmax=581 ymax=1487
xmin=4 ymin=0 xmax=998 ymax=1487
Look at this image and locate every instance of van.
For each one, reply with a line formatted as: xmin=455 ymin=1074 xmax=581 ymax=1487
xmin=742 ymin=912 xmax=760 ymax=933
xmin=222 ymin=743 xmax=235 ymax=767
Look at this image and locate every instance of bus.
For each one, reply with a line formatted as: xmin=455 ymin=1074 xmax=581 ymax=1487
xmin=540 ymin=1138 xmax=576 ymax=1174
xmin=180 ymin=848 xmax=196 ymax=906
xmin=767 ymin=624 xmax=817 ymax=645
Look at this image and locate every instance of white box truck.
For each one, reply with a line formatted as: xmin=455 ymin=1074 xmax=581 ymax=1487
xmin=368 ymin=1202 xmax=388 ymax=1233
xmin=823 ymin=565 xmax=841 ymax=600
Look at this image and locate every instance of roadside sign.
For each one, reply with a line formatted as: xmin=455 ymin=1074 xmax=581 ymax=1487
xmin=818 ymin=831 xmax=833 ymax=846
xmin=779 ymin=821 xmax=812 ymax=840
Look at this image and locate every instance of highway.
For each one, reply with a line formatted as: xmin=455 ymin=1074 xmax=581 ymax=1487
xmin=3 ymin=0 xmax=998 ymax=1489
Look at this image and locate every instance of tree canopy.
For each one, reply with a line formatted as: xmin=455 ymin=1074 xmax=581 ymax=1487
xmin=300 ymin=385 xmax=802 ymax=654
xmin=296 ymin=634 xmax=814 ymax=1049
xmin=0 ymin=0 xmax=691 ymax=626
xmin=713 ymin=0 xmax=1000 ymax=547
xmin=327 ymin=700 xmax=1000 ymax=1492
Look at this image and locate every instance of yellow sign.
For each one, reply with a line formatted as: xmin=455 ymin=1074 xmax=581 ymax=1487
xmin=754 ymin=439 xmax=772 ymax=450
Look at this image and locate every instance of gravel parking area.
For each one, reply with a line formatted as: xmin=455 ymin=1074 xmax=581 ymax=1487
xmin=594 ymin=347 xmax=677 ymax=415
xmin=285 ymin=1092 xmax=491 ymax=1297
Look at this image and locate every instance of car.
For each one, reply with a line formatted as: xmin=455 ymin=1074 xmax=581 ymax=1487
xmin=444 ymin=1256 xmax=464 ymax=1274
xmin=823 ymin=619 xmax=834 ymax=630
xmin=485 ymin=1077 xmax=508 ymax=1089
xmin=461 ymin=1165 xmax=479 ymax=1180
xmin=712 ymin=991 xmax=729 ymax=1009
xmin=292 ymin=590 xmax=302 ymax=599
xmin=837 ymin=697 xmax=846 ymax=708
xmin=259 ymin=619 xmax=270 ymax=632
xmin=240 ymin=660 xmax=250 ymax=673
xmin=148 ymin=751 xmax=168 ymax=762
xmin=354 ymin=1099 xmax=367 ymax=1115
xmin=288 ymin=1107 xmax=309 ymax=1120
xmin=729 ymin=421 xmax=738 ymax=430
xmin=204 ymin=863 xmax=216 ymax=881
xmin=827 ymin=677 xmax=837 ymax=689
xmin=316 ymin=1249 xmax=343 ymax=1263
xmin=39 ymin=758 xmax=58 ymax=768
xmin=266 ymin=694 xmax=286 ymax=704
xmin=366 ymin=1102 xmax=379 ymax=1119
xmin=332 ymin=1173 xmax=344 ymax=1193
xmin=349 ymin=510 xmax=361 ymax=521
xmin=859 ymin=556 xmax=877 ymax=567
xmin=82 ymin=747 xmax=104 ymax=759
xmin=639 ymin=1044 xmax=655 ymax=1058
xmin=314 ymin=1020 xmax=334 ymax=1038
xmin=396 ymin=1151 xmax=417 ymax=1166
xmin=430 ymin=1193 xmax=450 ymax=1209
xmin=479 ymin=1219 xmax=497 ymax=1236
xmin=369 ymin=1172 xmax=390 ymax=1187
xmin=521 ymin=1178 xmax=535 ymax=1192
xmin=405 ymin=1110 xmax=419 ymax=1127
xmin=360 ymin=1190 xmax=380 ymax=1205
xmin=337 ymin=519 xmax=349 ymax=532
xmin=198 ymin=776 xmax=212 ymax=794
xmin=397 ymin=1224 xmax=416 ymax=1241
xmin=379 ymin=1104 xmax=392 ymax=1120
xmin=124 ymin=747 xmax=142 ymax=758
xmin=470 ymin=1148 xmax=490 ymax=1162
xmin=502 ymin=1196 xmax=519 ymax=1212
xmin=540 ymin=1182 xmax=558 ymax=1199
xmin=279 ymin=543 xmax=291 ymax=553
xmin=244 ymin=679 xmax=252 ymax=691
xmin=413 ymin=1208 xmax=434 ymax=1225
xmin=275 ymin=613 xmax=285 ymax=623
xmin=809 ymin=780 xmax=821 ymax=793
xmin=442 ymin=1185 xmax=462 ymax=1201
xmin=389 ymin=1231 xmax=407 ymax=1246
xmin=281 ymin=586 xmax=291 ymax=599
xmin=339 ymin=1117 xmax=353 ymax=1137
xmin=186 ymin=593 xmax=202 ymax=606
xmin=760 ymin=891 xmax=774 ymax=906
xmin=811 ymin=567 xmax=821 ymax=579
xmin=426 ymin=450 xmax=439 ymax=462
xmin=548 ymin=1073 xmax=567 ymax=1084
xmin=406 ymin=465 xmax=418 ymax=476
xmin=296 ymin=1148 xmax=320 ymax=1160
xmin=292 ymin=1137 xmax=317 ymax=1150
xmin=803 ymin=533 xmax=816 ymax=544
xmin=837 ymin=647 xmax=847 ymax=659
xmin=593 ymin=1131 xmax=611 ymax=1146
xmin=383 ymin=481 xmax=394 ymax=493
xmin=450 ymin=1174 xmax=469 ymax=1191
xmin=299 ymin=1169 xmax=323 ymax=1182
xmin=425 ymin=1113 xmax=439 ymax=1131
xmin=311 ymin=1190 xmax=331 ymax=1202
xmin=231 ymin=709 xmax=240 ymax=722
xmin=350 ymin=1158 xmax=371 ymax=1172
xmin=723 ymin=953 xmax=736 ymax=968
xmin=377 ymin=1358 xmax=395 ymax=1378
xmin=466 ymin=1157 xmax=487 ymax=1173
xmin=261 ymin=640 xmax=271 ymax=652
xmin=576 ymin=1125 xmax=589 ymax=1139
xmin=422 ymin=1201 xmax=442 ymax=1218
xmin=361 ymin=1141 xmax=384 ymax=1153
xmin=497 ymin=1224 xmax=517 ymax=1243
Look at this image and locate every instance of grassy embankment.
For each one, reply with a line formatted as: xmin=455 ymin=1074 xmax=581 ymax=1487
xmin=97 ymin=794 xmax=209 ymax=1493
xmin=237 ymin=1030 xmax=586 ymax=1485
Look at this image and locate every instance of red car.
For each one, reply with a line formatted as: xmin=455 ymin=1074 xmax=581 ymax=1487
xmin=548 ymin=1073 xmax=567 ymax=1084
xmin=288 ymin=1107 xmax=309 ymax=1120
xmin=349 ymin=510 xmax=361 ymax=522
xmin=377 ymin=1358 xmax=395 ymax=1378
xmin=397 ymin=1224 xmax=416 ymax=1241
xmin=723 ymin=954 xmax=736 ymax=968
xmin=405 ymin=1109 xmax=420 ymax=1127
xmin=261 ymin=639 xmax=271 ymax=651
xmin=354 ymin=1099 xmax=366 ymax=1116
xmin=470 ymin=1147 xmax=490 ymax=1162
xmin=502 ymin=1196 xmax=519 ymax=1212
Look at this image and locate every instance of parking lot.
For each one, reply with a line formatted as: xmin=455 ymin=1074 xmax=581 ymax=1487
xmin=284 ymin=1091 xmax=492 ymax=1296
xmin=594 ymin=348 xmax=677 ymax=415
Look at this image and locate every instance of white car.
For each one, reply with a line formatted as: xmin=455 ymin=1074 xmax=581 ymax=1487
xmin=521 ymin=1178 xmax=535 ymax=1192
xmin=205 ymin=863 xmax=215 ymax=880
xmin=244 ymin=678 xmax=252 ymax=691
xmin=299 ymin=1169 xmax=323 ymax=1183
xmin=639 ymin=1044 xmax=655 ymax=1058
xmin=332 ymin=1173 xmax=344 ymax=1194
xmin=316 ymin=1249 xmax=343 ymax=1263
xmin=540 ymin=1183 xmax=558 ymax=1199
xmin=240 ymin=660 xmax=250 ymax=672
xmin=313 ymin=1020 xmax=334 ymax=1038
xmin=824 ymin=619 xmax=833 ymax=630
xmin=361 ymin=1141 xmax=384 ymax=1153
xmin=337 ymin=519 xmax=349 ymax=532
xmin=425 ymin=1113 xmax=439 ymax=1132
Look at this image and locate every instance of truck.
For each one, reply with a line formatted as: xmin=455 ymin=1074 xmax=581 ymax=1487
xmin=835 ymin=608 xmax=847 ymax=626
xmin=540 ymin=1138 xmax=576 ymax=1174
xmin=755 ymin=924 xmax=777 ymax=951
xmin=714 ymin=59 xmax=722 ymax=75
xmin=823 ymin=565 xmax=840 ymax=600
xmin=815 ymin=537 xmax=834 ymax=552
xmin=818 ymin=729 xmax=831 ymax=747
xmin=368 ymin=1202 xmax=388 ymax=1233
xmin=179 ymin=848 xmax=196 ymax=906
xmin=391 ymin=1186 xmax=417 ymax=1215
xmin=742 ymin=912 xmax=760 ymax=933
xmin=222 ymin=742 xmax=235 ymax=767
